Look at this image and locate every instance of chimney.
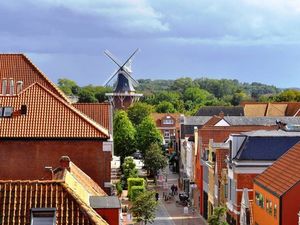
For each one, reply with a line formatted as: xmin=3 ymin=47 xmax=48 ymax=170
xmin=21 ymin=105 xmax=27 ymax=115
xmin=219 ymin=111 xmax=224 ymax=117
xmin=59 ymin=156 xmax=71 ymax=170
xmin=2 ymin=78 xmax=7 ymax=95
xmin=16 ymin=81 xmax=23 ymax=94
xmin=9 ymin=78 xmax=14 ymax=95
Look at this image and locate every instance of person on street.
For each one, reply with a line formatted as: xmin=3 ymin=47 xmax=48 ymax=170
xmin=155 ymin=192 xmax=159 ymax=201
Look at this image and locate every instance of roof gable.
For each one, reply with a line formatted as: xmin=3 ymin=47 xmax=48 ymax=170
xmin=255 ymin=142 xmax=300 ymax=197
xmin=0 ymin=54 xmax=69 ymax=102
xmin=0 ymin=83 xmax=109 ymax=138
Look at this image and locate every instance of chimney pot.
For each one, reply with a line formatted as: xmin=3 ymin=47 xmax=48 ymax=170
xmin=16 ymin=81 xmax=23 ymax=94
xmin=59 ymin=156 xmax=71 ymax=169
xmin=2 ymin=78 xmax=7 ymax=95
xmin=9 ymin=78 xmax=14 ymax=95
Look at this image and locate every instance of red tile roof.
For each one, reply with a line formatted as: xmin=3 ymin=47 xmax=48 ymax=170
xmin=0 ymin=83 xmax=109 ymax=138
xmin=0 ymin=157 xmax=109 ymax=225
xmin=254 ymin=141 xmax=300 ymax=196
xmin=73 ymin=103 xmax=112 ymax=131
xmin=0 ymin=54 xmax=69 ymax=102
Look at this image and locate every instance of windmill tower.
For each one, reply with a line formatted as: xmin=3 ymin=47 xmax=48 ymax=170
xmin=104 ymin=49 xmax=143 ymax=109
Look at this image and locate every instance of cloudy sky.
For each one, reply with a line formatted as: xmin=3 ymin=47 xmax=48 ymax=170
xmin=1 ymin=0 xmax=300 ymax=88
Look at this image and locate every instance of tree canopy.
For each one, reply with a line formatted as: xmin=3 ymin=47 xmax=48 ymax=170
xmin=113 ymin=110 xmax=136 ymax=161
xmin=144 ymin=143 xmax=167 ymax=178
xmin=136 ymin=116 xmax=163 ymax=155
xmin=127 ymin=102 xmax=154 ymax=127
xmin=130 ymin=190 xmax=158 ymax=225
xmin=57 ymin=77 xmax=298 ymax=115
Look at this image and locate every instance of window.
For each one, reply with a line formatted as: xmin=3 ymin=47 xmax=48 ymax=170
xmin=31 ymin=208 xmax=56 ymax=225
xmin=164 ymin=130 xmax=170 ymax=138
xmin=0 ymin=107 xmax=13 ymax=117
xmin=163 ymin=118 xmax=174 ymax=124
xmin=255 ymin=192 xmax=264 ymax=208
xmin=224 ymin=183 xmax=228 ymax=198
xmin=274 ymin=204 xmax=277 ymax=218
xmin=266 ymin=199 xmax=272 ymax=215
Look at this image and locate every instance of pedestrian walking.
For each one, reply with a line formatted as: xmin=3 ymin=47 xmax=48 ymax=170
xmin=171 ymin=184 xmax=175 ymax=196
xmin=155 ymin=192 xmax=159 ymax=201
xmin=174 ymin=185 xmax=178 ymax=195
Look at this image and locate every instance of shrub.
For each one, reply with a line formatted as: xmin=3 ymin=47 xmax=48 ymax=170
xmin=127 ymin=178 xmax=144 ymax=198
xmin=116 ymin=181 xmax=123 ymax=196
xmin=131 ymin=186 xmax=145 ymax=201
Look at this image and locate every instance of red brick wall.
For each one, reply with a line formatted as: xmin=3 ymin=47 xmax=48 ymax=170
xmin=95 ymin=208 xmax=120 ymax=225
xmin=0 ymin=140 xmax=111 ymax=193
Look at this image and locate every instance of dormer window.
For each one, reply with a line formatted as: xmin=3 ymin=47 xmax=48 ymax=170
xmin=0 ymin=107 xmax=13 ymax=117
xmin=163 ymin=117 xmax=174 ymax=125
xmin=31 ymin=208 xmax=56 ymax=225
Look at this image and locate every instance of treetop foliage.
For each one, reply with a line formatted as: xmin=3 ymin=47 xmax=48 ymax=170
xmin=57 ymin=77 xmax=299 ymax=115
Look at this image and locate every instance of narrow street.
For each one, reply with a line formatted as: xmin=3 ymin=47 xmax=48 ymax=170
xmin=151 ymin=167 xmax=207 ymax=225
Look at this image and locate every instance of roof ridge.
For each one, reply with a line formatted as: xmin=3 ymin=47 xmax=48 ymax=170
xmin=73 ymin=103 xmax=111 ymax=105
xmin=21 ymin=54 xmax=71 ymax=103
xmin=21 ymin=83 xmax=110 ymax=138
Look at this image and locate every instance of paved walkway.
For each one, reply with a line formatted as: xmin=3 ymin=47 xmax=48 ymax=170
xmin=121 ymin=167 xmax=207 ymax=225
xmin=153 ymin=167 xmax=207 ymax=225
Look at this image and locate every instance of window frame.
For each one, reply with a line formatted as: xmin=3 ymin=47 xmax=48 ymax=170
xmin=162 ymin=119 xmax=174 ymax=125
xmin=30 ymin=208 xmax=56 ymax=225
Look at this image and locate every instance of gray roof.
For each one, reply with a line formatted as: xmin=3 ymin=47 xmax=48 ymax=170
xmin=195 ymin=106 xmax=244 ymax=116
xmin=241 ymin=129 xmax=300 ymax=137
xmin=183 ymin=116 xmax=211 ymax=125
xmin=89 ymin=196 xmax=121 ymax=209
xmin=223 ymin=116 xmax=300 ymax=126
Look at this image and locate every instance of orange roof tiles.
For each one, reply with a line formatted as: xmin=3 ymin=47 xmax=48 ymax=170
xmin=73 ymin=103 xmax=112 ymax=131
xmin=0 ymin=54 xmax=69 ymax=102
xmin=0 ymin=83 xmax=109 ymax=138
xmin=255 ymin=141 xmax=300 ymax=197
xmin=0 ymin=156 xmax=110 ymax=225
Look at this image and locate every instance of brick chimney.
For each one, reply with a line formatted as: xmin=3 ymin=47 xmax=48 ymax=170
xmin=59 ymin=156 xmax=71 ymax=170
xmin=219 ymin=111 xmax=225 ymax=118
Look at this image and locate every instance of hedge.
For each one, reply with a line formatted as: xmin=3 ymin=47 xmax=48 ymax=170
xmin=127 ymin=178 xmax=144 ymax=198
xmin=131 ymin=186 xmax=145 ymax=201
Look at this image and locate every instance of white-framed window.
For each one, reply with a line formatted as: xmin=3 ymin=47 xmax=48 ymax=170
xmin=162 ymin=117 xmax=174 ymax=124
xmin=164 ymin=130 xmax=170 ymax=138
xmin=31 ymin=208 xmax=56 ymax=225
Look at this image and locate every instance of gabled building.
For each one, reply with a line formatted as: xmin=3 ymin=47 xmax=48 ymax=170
xmin=226 ymin=130 xmax=300 ymax=225
xmin=151 ymin=113 xmax=180 ymax=148
xmin=0 ymin=156 xmax=121 ymax=225
xmin=196 ymin=116 xmax=286 ymax=219
xmin=0 ymin=54 xmax=113 ymax=194
xmin=253 ymin=142 xmax=300 ymax=225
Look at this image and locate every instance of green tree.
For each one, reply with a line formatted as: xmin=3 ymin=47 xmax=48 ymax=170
xmin=122 ymin=157 xmax=138 ymax=180
xmin=113 ymin=110 xmax=136 ymax=162
xmin=170 ymin=77 xmax=195 ymax=93
xmin=57 ymin=78 xmax=80 ymax=95
xmin=130 ymin=190 xmax=158 ymax=225
xmin=231 ymin=90 xmax=250 ymax=106
xmin=156 ymin=101 xmax=176 ymax=113
xmin=275 ymin=89 xmax=300 ymax=102
xmin=78 ymin=87 xmax=98 ymax=102
xmin=136 ymin=117 xmax=162 ymax=155
xmin=208 ymin=207 xmax=229 ymax=225
xmin=144 ymin=143 xmax=167 ymax=180
xmin=127 ymin=102 xmax=154 ymax=126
